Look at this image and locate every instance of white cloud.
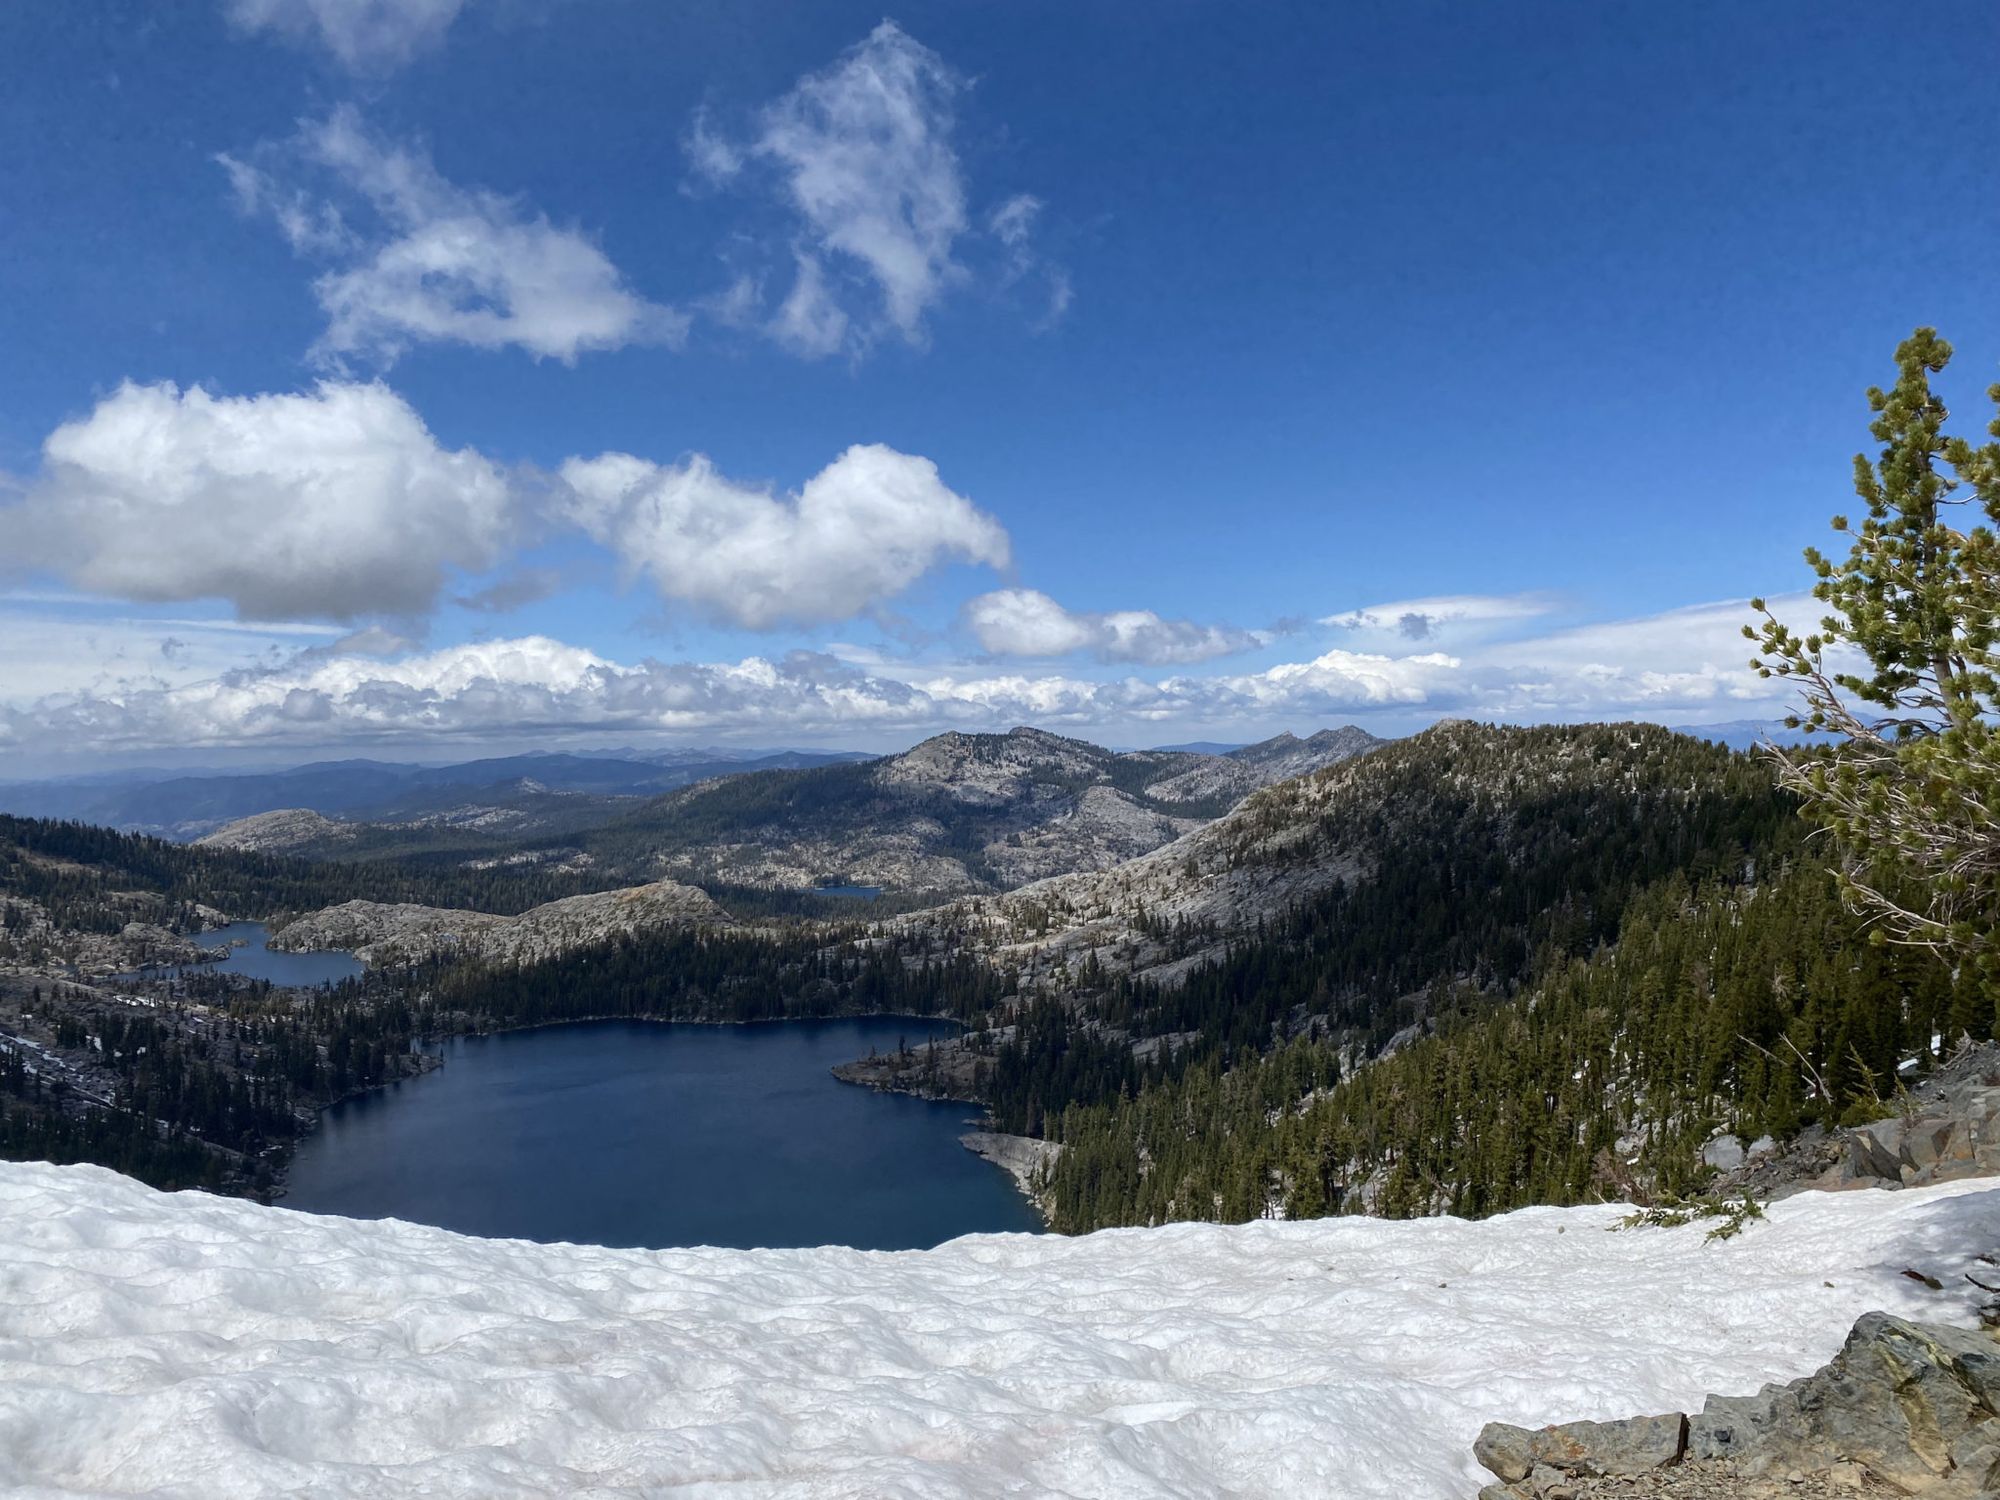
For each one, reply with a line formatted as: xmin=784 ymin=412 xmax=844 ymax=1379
xmin=0 ymin=634 xmax=1460 ymax=759
xmin=755 ymin=21 xmax=966 ymax=346
xmin=223 ymin=0 xmax=468 ymax=73
xmin=690 ymin=23 xmax=1064 ymax=356
xmin=989 ymin=194 xmax=1040 ymax=250
xmin=768 ymin=253 xmax=850 ymax=358
xmin=561 ymin=443 xmax=1010 ymax=629
xmin=987 ymin=194 xmax=1071 ymax=330
xmin=0 ymin=605 xmax=338 ymax=707
xmin=224 ymin=106 xmax=684 ymax=366
xmin=682 ymin=106 xmax=744 ymax=187
xmin=1324 ymin=592 xmax=1560 ymax=640
xmin=1460 ymin=595 xmax=1810 ymax=718
xmin=0 ymin=596 xmax=1817 ymax=762
xmin=965 ymin=589 xmax=1265 ymax=665
xmin=2 ymin=381 xmax=520 ymax=621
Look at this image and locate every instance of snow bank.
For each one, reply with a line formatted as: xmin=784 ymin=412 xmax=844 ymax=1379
xmin=2 ymin=1163 xmax=1997 ymax=1498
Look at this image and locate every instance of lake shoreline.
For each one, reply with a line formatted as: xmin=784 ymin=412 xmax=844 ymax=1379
xmin=825 ymin=1045 xmax=1056 ymax=1230
xmin=958 ymin=1131 xmax=1059 ymax=1224
xmin=270 ymin=1007 xmax=975 ymax=1204
xmin=282 ymin=1015 xmax=1043 ymax=1251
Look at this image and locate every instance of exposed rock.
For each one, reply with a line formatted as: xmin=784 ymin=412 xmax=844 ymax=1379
xmin=829 ymin=1027 xmax=986 ymax=1100
xmin=1704 ymin=1135 xmax=1748 ymax=1171
xmin=269 ymin=880 xmax=730 ymax=966
xmin=1477 ymin=1314 xmax=2000 ymax=1499
xmin=195 ymin=808 xmax=357 ymax=855
xmin=1140 ymin=727 xmax=1382 ymax=804
xmin=1713 ymin=1044 xmax=2000 ymax=1202
xmin=1478 ymin=1414 xmax=1687 ymax=1480
xmin=1480 ymin=1457 xmax=1899 ymax=1496
xmin=600 ymin=724 xmax=1382 ymax=897
xmin=960 ymin=1131 xmax=1060 ymax=1217
xmin=1686 ymin=1314 xmax=2000 ymax=1492
xmin=0 ymin=896 xmax=215 ymax=977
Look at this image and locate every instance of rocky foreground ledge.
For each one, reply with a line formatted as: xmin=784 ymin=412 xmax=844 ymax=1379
xmin=1475 ymin=1312 xmax=2000 ymax=1497
xmin=1473 ymin=1044 xmax=2000 ymax=1499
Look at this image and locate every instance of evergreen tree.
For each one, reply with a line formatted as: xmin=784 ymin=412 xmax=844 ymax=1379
xmin=1750 ymin=328 xmax=2000 ymax=995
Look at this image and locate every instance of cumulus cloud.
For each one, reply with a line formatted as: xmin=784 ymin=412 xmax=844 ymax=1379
xmin=0 ymin=634 xmax=1460 ymax=759
xmin=689 ymin=22 xmax=1063 ymax=356
xmin=965 ymin=589 xmax=1266 ymax=665
xmin=1325 ymin=592 xmax=1559 ymax=640
xmin=561 ymin=443 xmax=1010 ymax=629
xmin=0 ymin=594 xmax=1816 ymax=761
xmin=2 ymin=381 xmax=520 ymax=621
xmin=223 ymin=106 xmax=684 ymax=365
xmin=223 ymin=0 xmax=469 ymax=72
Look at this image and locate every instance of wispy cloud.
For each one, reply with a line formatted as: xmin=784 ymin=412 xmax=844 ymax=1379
xmin=1458 ymin=594 xmax=1813 ymax=717
xmin=1324 ymin=592 xmax=1561 ymax=641
xmin=452 ymin=569 xmax=565 ymax=615
xmin=223 ymin=0 xmax=470 ymax=74
xmin=0 ymin=605 xmax=336 ymax=707
xmin=964 ymin=588 xmax=1266 ymax=665
xmin=687 ymin=22 xmax=1066 ymax=357
xmin=223 ymin=106 xmax=684 ymax=366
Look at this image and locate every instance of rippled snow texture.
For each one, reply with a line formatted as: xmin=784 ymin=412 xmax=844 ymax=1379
xmin=2 ymin=1163 xmax=1998 ymax=1498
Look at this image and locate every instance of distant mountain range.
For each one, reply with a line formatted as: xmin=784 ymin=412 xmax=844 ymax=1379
xmin=0 ymin=749 xmax=871 ymax=841
xmin=192 ymin=726 xmax=1388 ymax=895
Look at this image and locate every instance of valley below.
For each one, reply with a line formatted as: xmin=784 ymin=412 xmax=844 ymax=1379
xmin=7 ymin=719 xmax=2000 ymax=1497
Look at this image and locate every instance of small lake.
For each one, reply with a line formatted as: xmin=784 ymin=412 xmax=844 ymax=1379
xmin=815 ymin=883 xmax=882 ymax=900
xmin=130 ymin=921 xmax=364 ymax=987
xmin=284 ymin=1017 xmax=1042 ymax=1251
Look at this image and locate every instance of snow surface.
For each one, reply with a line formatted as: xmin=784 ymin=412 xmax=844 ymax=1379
xmin=3 ymin=1163 xmax=1998 ymax=1498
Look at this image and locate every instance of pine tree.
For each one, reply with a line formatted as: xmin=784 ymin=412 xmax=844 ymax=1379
xmin=1750 ymin=328 xmax=2000 ymax=995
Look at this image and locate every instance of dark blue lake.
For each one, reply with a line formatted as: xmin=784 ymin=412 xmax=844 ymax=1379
xmin=815 ymin=884 xmax=882 ymax=901
xmin=283 ymin=1017 xmax=1043 ymax=1251
xmin=131 ymin=921 xmax=364 ymax=987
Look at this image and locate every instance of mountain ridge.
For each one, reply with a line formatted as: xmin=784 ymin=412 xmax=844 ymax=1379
xmin=567 ymin=723 xmax=1386 ymax=895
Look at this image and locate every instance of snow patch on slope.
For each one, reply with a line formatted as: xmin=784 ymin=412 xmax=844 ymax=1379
xmin=1 ymin=1162 xmax=1995 ymax=1497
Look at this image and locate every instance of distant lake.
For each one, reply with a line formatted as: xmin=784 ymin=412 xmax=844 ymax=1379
xmin=129 ymin=921 xmax=363 ymax=987
xmin=284 ymin=1017 xmax=1042 ymax=1251
xmin=815 ymin=883 xmax=882 ymax=900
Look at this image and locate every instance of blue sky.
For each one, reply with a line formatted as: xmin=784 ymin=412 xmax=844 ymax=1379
xmin=3 ymin=1 xmax=1998 ymax=771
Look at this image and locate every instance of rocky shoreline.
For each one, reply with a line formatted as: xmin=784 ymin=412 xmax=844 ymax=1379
xmin=959 ymin=1130 xmax=1060 ymax=1220
xmin=827 ymin=1040 xmax=1058 ymax=1226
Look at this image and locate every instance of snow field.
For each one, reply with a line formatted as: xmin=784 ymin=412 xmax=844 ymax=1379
xmin=1 ymin=1162 xmax=1997 ymax=1498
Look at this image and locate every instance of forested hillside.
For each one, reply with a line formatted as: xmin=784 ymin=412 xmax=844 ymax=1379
xmin=1038 ymin=860 xmax=1984 ymax=1231
xmin=0 ymin=815 xmax=619 ymax=952
xmin=842 ymin=721 xmax=1991 ymax=1231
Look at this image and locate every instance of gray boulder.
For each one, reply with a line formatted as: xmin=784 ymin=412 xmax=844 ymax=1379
xmin=1476 ymin=1315 xmax=2000 ymax=1498
xmin=1701 ymin=1134 xmax=1747 ymax=1170
xmin=1475 ymin=1412 xmax=1686 ymax=1481
xmin=1685 ymin=1313 xmax=2000 ymax=1494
